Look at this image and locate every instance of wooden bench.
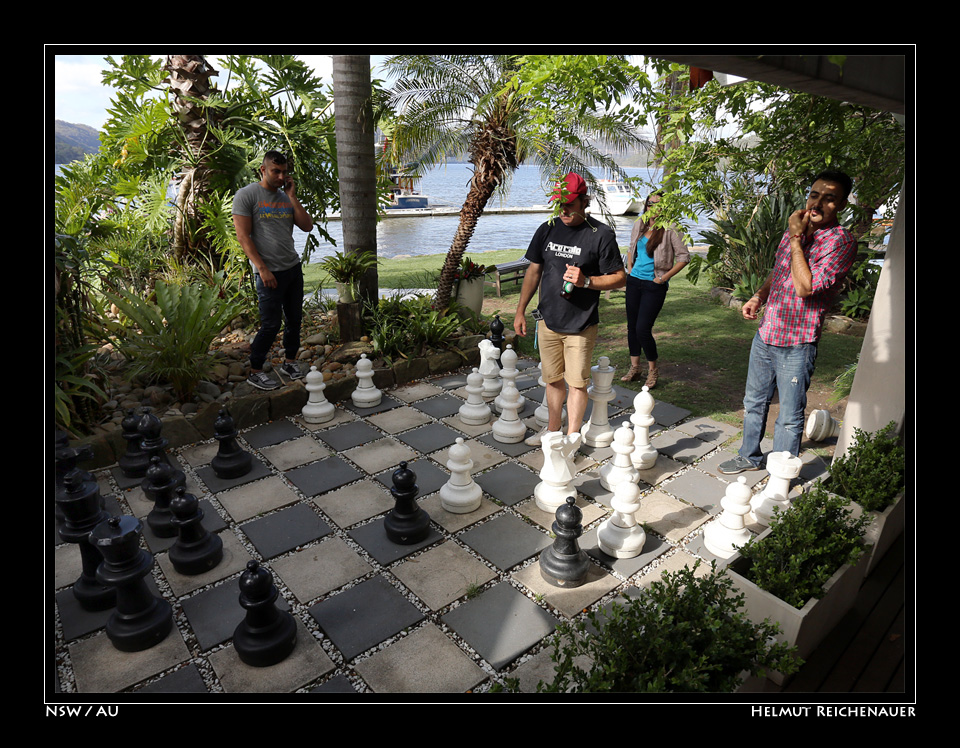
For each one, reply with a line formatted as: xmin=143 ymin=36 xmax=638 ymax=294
xmin=486 ymin=258 xmax=531 ymax=297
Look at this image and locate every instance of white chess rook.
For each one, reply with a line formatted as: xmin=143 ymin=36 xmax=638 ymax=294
xmin=583 ymin=356 xmax=616 ymax=448
xmin=750 ymin=450 xmax=802 ymax=525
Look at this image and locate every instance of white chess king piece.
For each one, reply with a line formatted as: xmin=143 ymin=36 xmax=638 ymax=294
xmin=704 ymin=476 xmax=753 ymax=559
xmin=750 ymin=451 xmax=802 ymax=525
xmin=630 ymin=386 xmax=658 ymax=470
xmin=478 ymin=339 xmax=502 ymax=398
xmin=301 ymin=366 xmax=335 ymax=424
xmin=597 ymin=473 xmax=645 ymax=559
xmin=599 ymin=421 xmax=640 ymax=492
xmin=459 ymin=368 xmax=492 ymax=425
xmin=440 ymin=438 xmax=483 ymax=514
xmin=583 ymin=356 xmax=616 ymax=448
xmin=494 ymin=345 xmax=524 ymax=414
xmin=351 ymin=353 xmax=382 ymax=408
xmin=535 ymin=431 xmax=581 ymax=513
xmin=492 ymin=377 xmax=526 ymax=443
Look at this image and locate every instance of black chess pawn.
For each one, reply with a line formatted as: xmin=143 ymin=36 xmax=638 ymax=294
xmin=168 ymin=486 xmax=223 ymax=575
xmin=142 ymin=455 xmax=186 ymax=538
xmin=211 ymin=409 xmax=252 ymax=479
xmin=233 ymin=560 xmax=297 ymax=667
xmin=539 ymin=496 xmax=590 ymax=588
xmin=55 ymin=469 xmax=116 ymax=611
xmin=384 ymin=461 xmax=431 ymax=545
xmin=55 ymin=434 xmax=96 ymax=523
xmin=118 ymin=409 xmax=150 ymax=479
xmin=489 ymin=314 xmax=505 ymax=365
xmin=91 ymin=515 xmax=173 ymax=652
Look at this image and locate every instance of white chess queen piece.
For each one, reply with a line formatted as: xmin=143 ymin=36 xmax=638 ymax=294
xmin=583 ymin=356 xmax=616 ymax=448
xmin=492 ymin=377 xmax=526 ymax=443
xmin=494 ymin=345 xmax=524 ymax=414
xmin=459 ymin=368 xmax=492 ymax=425
xmin=478 ymin=339 xmax=502 ymax=398
xmin=599 ymin=422 xmax=639 ymax=492
xmin=750 ymin=451 xmax=802 ymax=525
xmin=351 ymin=353 xmax=382 ymax=408
xmin=704 ymin=476 xmax=753 ymax=559
xmin=534 ymin=431 xmax=582 ymax=513
xmin=302 ymin=366 xmax=335 ymax=424
xmin=439 ymin=438 xmax=483 ymax=514
xmin=630 ymin=386 xmax=658 ymax=470
xmin=597 ymin=473 xmax=646 ymax=559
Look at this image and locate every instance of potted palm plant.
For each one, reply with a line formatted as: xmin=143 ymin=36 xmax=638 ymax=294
xmin=317 ymin=250 xmax=378 ymax=303
xmin=726 ymin=485 xmax=869 ymax=684
xmin=820 ymin=420 xmax=905 ymax=577
xmin=453 ymin=256 xmax=487 ymax=316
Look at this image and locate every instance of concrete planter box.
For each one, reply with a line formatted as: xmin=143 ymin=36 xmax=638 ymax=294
xmin=839 ymin=489 xmax=904 ymax=579
xmin=727 ymin=530 xmax=868 ymax=685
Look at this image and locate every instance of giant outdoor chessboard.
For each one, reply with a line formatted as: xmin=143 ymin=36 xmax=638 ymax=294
xmin=52 ymin=357 xmax=830 ymax=695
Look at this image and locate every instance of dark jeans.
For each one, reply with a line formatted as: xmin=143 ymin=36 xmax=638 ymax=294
xmin=250 ymin=264 xmax=304 ymax=370
xmin=625 ymin=275 xmax=669 ymax=361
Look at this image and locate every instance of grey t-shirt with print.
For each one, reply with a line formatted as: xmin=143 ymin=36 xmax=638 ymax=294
xmin=232 ymin=183 xmax=300 ymax=273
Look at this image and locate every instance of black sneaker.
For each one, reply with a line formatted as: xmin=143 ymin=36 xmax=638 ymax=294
xmin=717 ymin=455 xmax=761 ymax=475
xmin=280 ymin=361 xmax=305 ymax=380
xmin=247 ymin=370 xmax=280 ymax=391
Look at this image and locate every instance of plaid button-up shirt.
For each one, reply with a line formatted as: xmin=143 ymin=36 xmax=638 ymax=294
xmin=759 ymin=225 xmax=857 ymax=347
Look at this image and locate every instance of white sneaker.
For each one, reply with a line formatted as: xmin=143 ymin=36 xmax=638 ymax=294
xmin=524 ymin=426 xmax=558 ymax=447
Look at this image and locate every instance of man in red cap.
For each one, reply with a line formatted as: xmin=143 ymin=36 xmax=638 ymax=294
xmin=514 ymin=172 xmax=626 ymax=446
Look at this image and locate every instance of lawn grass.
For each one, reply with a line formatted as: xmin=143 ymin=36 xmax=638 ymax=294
xmin=306 ymin=249 xmax=865 ymax=428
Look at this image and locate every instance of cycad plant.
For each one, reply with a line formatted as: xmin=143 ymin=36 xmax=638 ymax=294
xmin=103 ymin=274 xmax=244 ymax=401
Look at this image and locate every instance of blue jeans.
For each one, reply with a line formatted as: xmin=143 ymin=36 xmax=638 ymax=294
xmin=250 ymin=264 xmax=304 ymax=370
xmin=739 ymin=333 xmax=818 ymax=466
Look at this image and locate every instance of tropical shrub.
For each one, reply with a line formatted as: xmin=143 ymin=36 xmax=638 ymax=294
xmin=364 ymin=293 xmax=465 ymax=362
xmin=825 ymin=421 xmax=905 ymax=512
xmin=736 ymin=486 xmax=868 ymax=610
xmin=500 ymin=562 xmax=799 ymax=693
xmin=103 ymin=274 xmax=244 ymax=401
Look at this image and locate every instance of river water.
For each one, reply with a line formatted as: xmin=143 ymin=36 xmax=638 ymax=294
xmin=303 ymin=163 xmax=713 ymax=263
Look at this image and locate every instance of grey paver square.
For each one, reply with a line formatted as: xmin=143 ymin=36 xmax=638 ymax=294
xmin=316 ymin=421 xmax=383 ymax=451
xmin=477 ymin=431 xmax=536 ymax=458
xmin=442 ymin=582 xmax=558 ymax=671
xmin=348 ymin=516 xmax=443 ymax=565
xmin=375 ymin=458 xmax=448 ymax=497
xmin=675 ymin=416 xmax=740 ymax=444
xmin=195 ymin=459 xmax=272 ymax=494
xmin=397 ymin=422 xmax=461 ymax=453
xmin=354 ymin=623 xmax=487 ymax=693
xmin=411 ymin=394 xmax=465 ymax=418
xmin=635 ymin=490 xmax=710 ymax=542
xmin=343 ymin=438 xmax=418 ymax=475
xmin=260 ymin=435 xmax=329 ymax=471
xmin=517 ymin=495 xmax=606 ymax=532
xmin=582 ymin=526 xmax=671 ymax=578
xmin=365 ymin=406 xmax=433 ymax=434
xmin=242 ymin=419 xmax=304 ymax=449
xmin=308 ymin=574 xmax=425 ymax=661
xmin=240 ymin=503 xmax=331 ymax=559
xmin=343 ymin=394 xmax=403 ymax=416
xmin=459 ymin=513 xmax=551 ymax=571
xmin=217 ymin=475 xmax=302 ymax=522
xmin=652 ymin=400 xmax=691 ymax=427
xmin=513 ymin=560 xmax=620 ymax=619
xmin=653 ymin=430 xmax=716 ymax=464
xmin=662 ymin=468 xmax=728 ymax=514
xmin=392 ymin=541 xmax=497 ymax=610
xmin=419 ymin=492 xmax=500 ymax=533
xmin=392 ymin=382 xmax=446 ymax=401
xmin=441 ymin=414 xmax=493 ymax=438
xmin=311 ymin=479 xmax=394 ymax=527
xmin=474 ymin=462 xmax=539 ymax=506
xmin=272 ymin=537 xmax=374 ymax=603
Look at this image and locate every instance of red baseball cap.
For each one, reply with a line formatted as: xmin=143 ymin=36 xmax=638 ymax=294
xmin=550 ymin=172 xmax=588 ymax=204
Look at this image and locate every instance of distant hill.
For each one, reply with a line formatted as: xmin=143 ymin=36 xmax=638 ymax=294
xmin=54 ymin=120 xmax=102 ymax=164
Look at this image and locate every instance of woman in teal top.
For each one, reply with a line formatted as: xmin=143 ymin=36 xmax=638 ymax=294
xmin=621 ymin=192 xmax=690 ymax=388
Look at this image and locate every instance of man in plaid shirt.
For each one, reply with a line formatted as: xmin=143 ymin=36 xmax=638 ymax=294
xmin=720 ymin=171 xmax=858 ymax=474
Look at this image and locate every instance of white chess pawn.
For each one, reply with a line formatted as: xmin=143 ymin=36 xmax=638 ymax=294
xmin=704 ymin=476 xmax=753 ymax=559
xmin=750 ymin=451 xmax=802 ymax=525
xmin=439 ymin=438 xmax=483 ymax=514
xmin=583 ymin=356 xmax=616 ymax=448
xmin=478 ymin=339 xmax=502 ymax=398
xmin=351 ymin=353 xmax=382 ymax=408
xmin=597 ymin=474 xmax=645 ymax=559
xmin=492 ymin=378 xmax=526 ymax=443
xmin=599 ymin=422 xmax=639 ymax=491
xmin=301 ymin=366 xmax=335 ymax=424
xmin=534 ymin=431 xmax=581 ymax=514
xmin=494 ymin=345 xmax=524 ymax=414
xmin=630 ymin=386 xmax=658 ymax=470
xmin=459 ymin=368 xmax=492 ymax=425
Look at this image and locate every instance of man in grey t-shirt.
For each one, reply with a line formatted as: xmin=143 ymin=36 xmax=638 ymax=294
xmin=233 ymin=151 xmax=315 ymax=390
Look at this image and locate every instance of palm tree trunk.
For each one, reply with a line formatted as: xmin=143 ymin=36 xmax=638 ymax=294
xmin=333 ymin=55 xmax=379 ymax=307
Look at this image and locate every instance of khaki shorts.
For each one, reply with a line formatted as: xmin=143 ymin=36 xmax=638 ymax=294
xmin=537 ymin=322 xmax=598 ymax=389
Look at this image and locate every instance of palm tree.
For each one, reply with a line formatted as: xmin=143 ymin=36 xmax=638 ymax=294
xmin=385 ymin=54 xmax=643 ymax=309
